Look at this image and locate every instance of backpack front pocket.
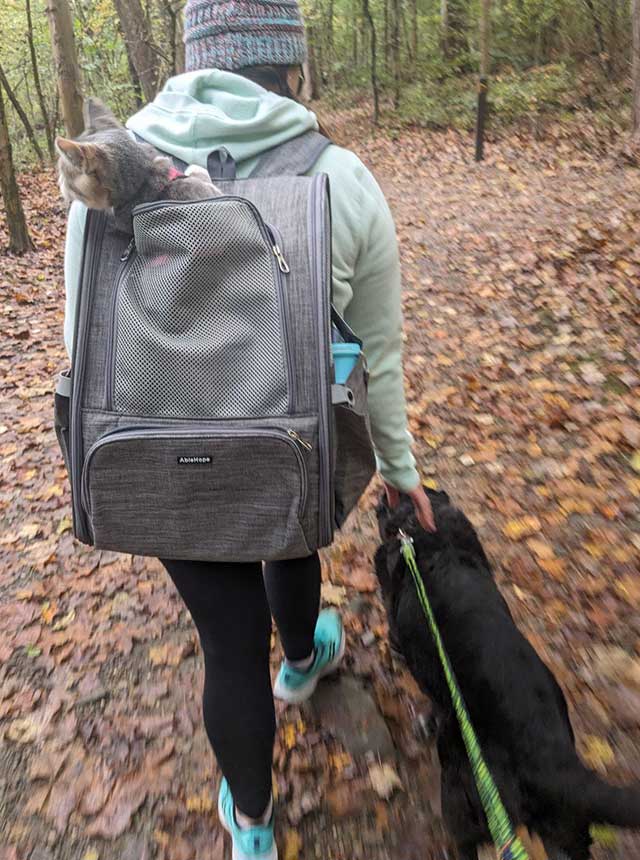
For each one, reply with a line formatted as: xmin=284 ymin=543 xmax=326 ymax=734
xmin=81 ymin=423 xmax=314 ymax=562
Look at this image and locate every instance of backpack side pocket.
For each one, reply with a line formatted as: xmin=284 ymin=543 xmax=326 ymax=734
xmin=54 ymin=369 xmax=72 ymax=477
xmin=333 ymin=353 xmax=376 ymax=528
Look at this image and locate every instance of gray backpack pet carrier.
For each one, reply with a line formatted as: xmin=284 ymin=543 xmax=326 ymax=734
xmin=54 ymin=131 xmax=376 ymax=562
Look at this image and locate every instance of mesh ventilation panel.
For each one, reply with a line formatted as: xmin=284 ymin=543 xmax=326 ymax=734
xmin=113 ymin=199 xmax=289 ymax=418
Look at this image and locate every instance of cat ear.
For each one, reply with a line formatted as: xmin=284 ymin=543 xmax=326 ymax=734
xmin=55 ymin=137 xmax=104 ymax=170
xmin=55 ymin=137 xmax=84 ymax=167
xmin=83 ymin=97 xmax=121 ymax=133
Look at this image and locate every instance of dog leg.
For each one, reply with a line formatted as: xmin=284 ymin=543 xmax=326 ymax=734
xmin=541 ymin=822 xmax=591 ymax=860
xmin=456 ymin=843 xmax=478 ymax=860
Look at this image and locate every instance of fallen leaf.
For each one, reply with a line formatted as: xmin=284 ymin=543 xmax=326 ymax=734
xmin=321 ymin=582 xmax=347 ymax=606
xmin=581 ymin=736 xmax=615 ymax=772
xmin=5 ymin=717 xmax=38 ymax=743
xmin=85 ymin=772 xmax=148 ymax=838
xmin=526 ymin=537 xmax=555 ymax=560
xmin=41 ymin=483 xmax=64 ymax=500
xmin=52 ymin=608 xmax=76 ymax=631
xmin=57 ymin=516 xmax=73 ymax=535
xmin=325 ymin=783 xmax=365 ymax=818
xmin=283 ymin=723 xmax=297 ymax=750
xmin=369 ymin=762 xmax=403 ymax=799
xmin=558 ymin=498 xmax=594 ymax=515
xmin=344 ymin=566 xmax=377 ymax=593
xmin=615 ymin=576 xmax=640 ymax=607
xmin=41 ymin=601 xmax=57 ymax=625
xmin=537 ymin=557 xmax=566 ymax=579
xmin=186 ymin=791 xmax=214 ymax=813
xmin=503 ymin=516 xmax=541 ymax=541
xmin=283 ymin=829 xmax=302 ymax=860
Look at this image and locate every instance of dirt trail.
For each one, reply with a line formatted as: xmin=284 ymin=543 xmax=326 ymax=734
xmin=1 ymin=115 xmax=639 ymax=860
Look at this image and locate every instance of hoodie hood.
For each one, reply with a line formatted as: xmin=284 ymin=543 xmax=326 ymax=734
xmin=126 ymin=69 xmax=318 ymax=174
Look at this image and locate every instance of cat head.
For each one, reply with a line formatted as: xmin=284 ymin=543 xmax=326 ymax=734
xmin=55 ymin=98 xmax=159 ymax=211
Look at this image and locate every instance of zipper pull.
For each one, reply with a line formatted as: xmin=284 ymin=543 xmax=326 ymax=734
xmin=288 ymin=429 xmax=313 ymax=451
xmin=120 ymin=238 xmax=135 ymax=262
xmin=273 ymin=244 xmax=290 ymax=274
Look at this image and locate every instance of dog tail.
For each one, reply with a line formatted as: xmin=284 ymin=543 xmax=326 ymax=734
xmin=543 ymin=763 xmax=640 ymax=828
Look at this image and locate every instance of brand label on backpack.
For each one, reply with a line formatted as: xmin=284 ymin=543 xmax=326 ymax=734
xmin=177 ymin=455 xmax=212 ymax=465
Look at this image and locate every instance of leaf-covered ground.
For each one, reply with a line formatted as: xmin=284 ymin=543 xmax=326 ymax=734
xmin=1 ymin=113 xmax=639 ymax=860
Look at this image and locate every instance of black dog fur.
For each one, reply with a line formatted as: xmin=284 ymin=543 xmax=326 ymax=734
xmin=374 ymin=488 xmax=640 ymax=860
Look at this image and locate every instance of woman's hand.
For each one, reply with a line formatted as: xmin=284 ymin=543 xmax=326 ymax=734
xmin=383 ymin=481 xmax=437 ymax=533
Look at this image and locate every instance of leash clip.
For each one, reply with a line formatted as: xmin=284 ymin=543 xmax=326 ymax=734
xmin=398 ymin=529 xmax=414 ymax=549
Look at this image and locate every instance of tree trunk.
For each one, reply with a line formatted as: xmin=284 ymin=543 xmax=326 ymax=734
xmin=383 ymin=0 xmax=389 ymax=74
xmin=411 ymin=0 xmax=418 ymax=65
xmin=0 ymin=86 xmax=33 ymax=253
xmin=392 ymin=0 xmax=401 ymax=109
xmin=327 ymin=0 xmax=335 ymax=52
xmin=475 ymin=0 xmax=490 ymax=161
xmin=633 ymin=0 xmax=640 ymax=134
xmin=479 ymin=0 xmax=490 ymax=79
xmin=326 ymin=0 xmax=335 ymax=89
xmin=440 ymin=0 xmax=449 ymax=57
xmin=125 ymin=41 xmax=144 ymax=109
xmin=362 ymin=0 xmax=380 ymax=123
xmin=0 ymin=64 xmax=45 ymax=163
xmin=174 ymin=5 xmax=185 ymax=74
xmin=401 ymin=0 xmax=413 ymax=63
xmin=112 ymin=0 xmax=160 ymax=102
xmin=46 ymin=0 xmax=84 ymax=137
xmin=160 ymin=0 xmax=184 ymax=75
xmin=161 ymin=0 xmax=178 ymax=76
xmin=583 ymin=0 xmax=612 ymax=76
xmin=352 ymin=15 xmax=359 ymax=67
xmin=26 ymin=0 xmax=55 ymax=159
xmin=306 ymin=26 xmax=322 ymax=100
xmin=610 ymin=0 xmax=619 ymax=75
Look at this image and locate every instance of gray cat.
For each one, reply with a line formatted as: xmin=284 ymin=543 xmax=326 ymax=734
xmin=56 ymin=98 xmax=219 ymax=234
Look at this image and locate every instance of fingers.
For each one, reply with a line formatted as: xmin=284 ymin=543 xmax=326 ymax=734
xmin=408 ymin=489 xmax=437 ymax=533
xmin=383 ymin=482 xmax=437 ymax=531
xmin=419 ymin=502 xmax=437 ymax=533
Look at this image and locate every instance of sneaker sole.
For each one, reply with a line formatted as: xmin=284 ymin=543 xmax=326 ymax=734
xmin=218 ymin=794 xmax=278 ymax=860
xmin=273 ymin=627 xmax=346 ymax=705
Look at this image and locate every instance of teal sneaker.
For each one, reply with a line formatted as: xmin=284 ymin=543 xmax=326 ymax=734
xmin=273 ymin=608 xmax=346 ymax=704
xmin=217 ymin=778 xmax=277 ymax=860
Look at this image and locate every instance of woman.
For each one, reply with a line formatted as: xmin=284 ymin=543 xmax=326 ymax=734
xmin=63 ymin=1 xmax=434 ymax=856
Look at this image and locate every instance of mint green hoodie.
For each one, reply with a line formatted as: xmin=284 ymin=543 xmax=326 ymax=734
xmin=63 ymin=69 xmax=419 ymax=491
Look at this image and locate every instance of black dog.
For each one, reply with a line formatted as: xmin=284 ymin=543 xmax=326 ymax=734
xmin=374 ymin=488 xmax=640 ymax=860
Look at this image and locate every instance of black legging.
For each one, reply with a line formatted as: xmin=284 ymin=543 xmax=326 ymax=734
xmin=161 ymin=553 xmax=321 ymax=818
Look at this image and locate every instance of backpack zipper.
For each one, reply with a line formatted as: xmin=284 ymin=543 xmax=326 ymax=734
xmin=70 ymin=210 xmax=108 ymax=542
xmin=309 ymin=174 xmax=334 ymax=544
xmin=105 ymin=239 xmax=136 ymax=412
xmin=267 ymin=224 xmax=296 ymax=411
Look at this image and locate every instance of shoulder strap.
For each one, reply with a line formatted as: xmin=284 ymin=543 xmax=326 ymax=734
xmin=131 ymin=129 xmax=329 ymax=180
xmin=131 ymin=131 xmax=238 ymax=179
xmin=250 ymin=130 xmax=330 ymax=178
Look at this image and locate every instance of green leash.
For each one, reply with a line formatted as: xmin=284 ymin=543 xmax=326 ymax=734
xmin=399 ymin=530 xmax=530 ymax=860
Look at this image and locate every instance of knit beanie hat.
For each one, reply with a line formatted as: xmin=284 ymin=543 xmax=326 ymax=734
xmin=184 ymin=0 xmax=307 ymax=73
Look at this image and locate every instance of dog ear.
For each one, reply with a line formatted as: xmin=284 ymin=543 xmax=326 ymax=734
xmin=376 ymin=490 xmax=417 ymax=540
xmin=384 ymin=505 xmax=415 ymax=540
xmin=423 ymin=485 xmax=450 ymax=505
